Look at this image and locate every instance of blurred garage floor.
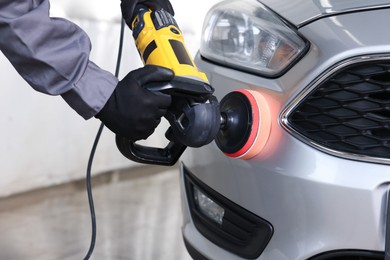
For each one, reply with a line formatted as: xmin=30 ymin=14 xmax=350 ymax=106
xmin=0 ymin=166 xmax=191 ymax=260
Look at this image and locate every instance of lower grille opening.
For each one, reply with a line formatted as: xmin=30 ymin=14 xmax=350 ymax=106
xmin=182 ymin=164 xmax=273 ymax=259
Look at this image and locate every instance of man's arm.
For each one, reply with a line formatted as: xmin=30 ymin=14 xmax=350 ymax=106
xmin=0 ymin=0 xmax=117 ymax=119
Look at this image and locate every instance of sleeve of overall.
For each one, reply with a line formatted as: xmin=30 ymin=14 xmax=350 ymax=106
xmin=0 ymin=0 xmax=118 ymax=119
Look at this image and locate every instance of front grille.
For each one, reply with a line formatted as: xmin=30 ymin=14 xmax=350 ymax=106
xmin=287 ymin=59 xmax=390 ymax=161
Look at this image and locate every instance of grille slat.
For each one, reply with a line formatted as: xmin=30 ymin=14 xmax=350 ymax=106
xmin=288 ymin=61 xmax=390 ymax=160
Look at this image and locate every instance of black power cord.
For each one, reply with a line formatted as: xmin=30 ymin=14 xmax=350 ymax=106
xmin=83 ymin=18 xmax=126 ymax=260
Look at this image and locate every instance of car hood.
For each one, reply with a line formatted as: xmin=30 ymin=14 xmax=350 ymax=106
xmin=260 ymin=0 xmax=390 ymax=27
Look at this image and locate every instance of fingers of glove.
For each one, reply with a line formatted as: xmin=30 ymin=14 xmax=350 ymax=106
xmin=117 ymin=72 xmax=172 ymax=112
xmin=132 ymin=118 xmax=160 ymax=140
xmin=135 ymin=105 xmax=166 ymax=127
xmin=140 ymin=116 xmax=162 ymax=128
xmin=152 ymin=106 xmax=169 ymax=119
xmin=140 ymin=128 xmax=156 ymax=140
xmin=126 ymin=65 xmax=174 ymax=108
xmin=129 ymin=128 xmax=155 ymax=141
xmin=96 ymin=82 xmax=169 ymax=141
xmin=108 ymin=115 xmax=159 ymax=140
xmin=149 ymin=92 xmax=172 ymax=109
xmin=133 ymin=65 xmax=174 ymax=86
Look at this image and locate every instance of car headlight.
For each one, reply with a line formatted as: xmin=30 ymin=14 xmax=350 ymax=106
xmin=200 ymin=0 xmax=308 ymax=77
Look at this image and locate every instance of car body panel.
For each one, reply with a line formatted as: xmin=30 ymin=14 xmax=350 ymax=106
xmin=260 ymin=0 xmax=390 ymax=27
xmin=181 ymin=5 xmax=390 ymax=260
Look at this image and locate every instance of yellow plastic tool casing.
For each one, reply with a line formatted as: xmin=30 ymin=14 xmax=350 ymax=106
xmin=131 ymin=9 xmax=209 ymax=83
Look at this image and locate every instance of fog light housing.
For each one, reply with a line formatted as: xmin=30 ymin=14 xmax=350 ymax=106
xmin=194 ymin=186 xmax=225 ymax=225
xmin=182 ymin=164 xmax=273 ymax=259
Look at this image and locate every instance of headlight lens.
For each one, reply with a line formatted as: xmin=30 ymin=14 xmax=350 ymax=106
xmin=200 ymin=0 xmax=307 ymax=77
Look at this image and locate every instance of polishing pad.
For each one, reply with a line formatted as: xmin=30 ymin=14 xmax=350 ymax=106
xmin=216 ymin=89 xmax=271 ymax=160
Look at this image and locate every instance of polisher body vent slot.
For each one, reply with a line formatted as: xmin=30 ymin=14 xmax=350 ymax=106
xmin=288 ymin=61 xmax=390 ymax=160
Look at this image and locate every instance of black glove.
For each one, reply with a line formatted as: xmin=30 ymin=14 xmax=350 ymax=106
xmin=96 ymin=65 xmax=174 ymax=141
xmin=121 ymin=0 xmax=175 ymax=27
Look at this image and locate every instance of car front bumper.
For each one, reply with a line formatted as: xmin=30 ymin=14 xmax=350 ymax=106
xmin=180 ymin=8 xmax=390 ymax=260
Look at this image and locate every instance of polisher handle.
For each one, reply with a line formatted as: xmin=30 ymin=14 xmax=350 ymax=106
xmin=115 ymin=135 xmax=186 ymax=166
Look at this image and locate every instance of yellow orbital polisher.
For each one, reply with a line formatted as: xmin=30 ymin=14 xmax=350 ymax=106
xmin=116 ymin=5 xmax=273 ymax=165
xmin=116 ymin=5 xmax=221 ymax=166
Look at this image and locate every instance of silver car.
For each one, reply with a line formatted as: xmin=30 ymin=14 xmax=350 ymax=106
xmin=179 ymin=0 xmax=390 ymax=259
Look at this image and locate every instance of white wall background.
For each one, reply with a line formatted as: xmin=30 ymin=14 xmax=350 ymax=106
xmin=0 ymin=0 xmax=220 ymax=197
